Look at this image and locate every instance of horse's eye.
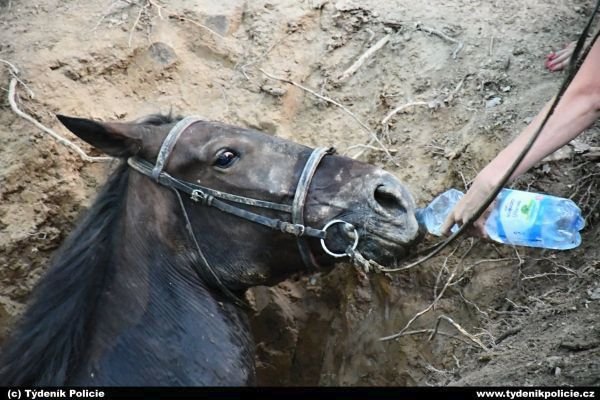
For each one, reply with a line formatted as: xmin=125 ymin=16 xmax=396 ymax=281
xmin=214 ymin=149 xmax=239 ymax=168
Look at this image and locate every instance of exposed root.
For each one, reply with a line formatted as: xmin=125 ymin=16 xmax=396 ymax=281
xmin=2 ymin=60 xmax=112 ymax=163
xmin=124 ymin=0 xmax=225 ymax=46
xmin=380 ymin=74 xmax=468 ymax=126
xmin=416 ymin=22 xmax=464 ymax=59
xmin=521 ymin=272 xmax=574 ymax=281
xmin=344 ymin=144 xmax=398 ymax=154
xmin=433 ymin=245 xmax=460 ymax=309
xmin=381 ymin=101 xmax=430 ymax=125
xmin=337 ymin=34 xmax=391 ymax=82
xmin=259 ymin=68 xmax=399 ymax=167
xmin=128 ymin=1 xmax=148 ymax=47
xmin=379 ymin=263 xmax=457 ymax=342
xmin=494 ymin=325 xmax=523 ymax=345
xmin=0 ymin=59 xmax=34 ymax=98
xmin=169 ymin=14 xmax=225 ymax=40
xmin=147 ymin=0 xmax=164 ymax=19
xmin=93 ymin=0 xmax=130 ymax=32
xmin=239 ymin=33 xmax=292 ymax=80
xmin=429 ymin=315 xmax=489 ymax=352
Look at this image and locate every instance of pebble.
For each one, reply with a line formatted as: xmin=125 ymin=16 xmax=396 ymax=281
xmin=261 ymin=85 xmax=287 ymax=97
xmin=485 ymin=97 xmax=502 ymax=108
xmin=512 ymin=47 xmax=526 ymax=56
xmin=587 ymin=287 xmax=600 ymax=300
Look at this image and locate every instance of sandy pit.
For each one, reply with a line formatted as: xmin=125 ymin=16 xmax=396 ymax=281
xmin=1 ymin=0 xmax=599 ymax=386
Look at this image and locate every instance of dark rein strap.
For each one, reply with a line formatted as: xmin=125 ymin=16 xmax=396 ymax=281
xmin=127 ymin=116 xmax=335 ymax=306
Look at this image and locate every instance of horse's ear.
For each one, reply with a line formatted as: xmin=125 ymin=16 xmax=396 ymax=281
xmin=56 ymin=115 xmax=143 ymax=157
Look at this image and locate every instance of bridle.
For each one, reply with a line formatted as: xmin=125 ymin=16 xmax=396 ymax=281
xmin=127 ymin=116 xmax=359 ymax=307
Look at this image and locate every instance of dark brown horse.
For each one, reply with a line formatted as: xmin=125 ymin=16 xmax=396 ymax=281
xmin=0 ymin=113 xmax=419 ymax=385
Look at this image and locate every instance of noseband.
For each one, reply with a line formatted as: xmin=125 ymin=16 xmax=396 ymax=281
xmin=127 ymin=116 xmax=358 ymax=306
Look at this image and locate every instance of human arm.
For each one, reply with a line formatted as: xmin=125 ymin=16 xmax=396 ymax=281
xmin=441 ymin=38 xmax=600 ymax=236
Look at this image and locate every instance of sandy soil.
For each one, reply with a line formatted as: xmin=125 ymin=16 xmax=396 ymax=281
xmin=0 ymin=0 xmax=598 ymax=386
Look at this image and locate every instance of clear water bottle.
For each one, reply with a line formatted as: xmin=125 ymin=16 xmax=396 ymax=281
xmin=416 ymin=189 xmax=464 ymax=236
xmin=416 ymin=188 xmax=585 ymax=250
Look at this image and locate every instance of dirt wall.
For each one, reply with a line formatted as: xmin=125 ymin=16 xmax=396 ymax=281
xmin=1 ymin=0 xmax=598 ymax=385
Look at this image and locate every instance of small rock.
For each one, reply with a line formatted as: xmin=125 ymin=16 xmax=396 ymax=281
xmin=501 ymin=85 xmax=511 ymax=92
xmin=193 ymin=1 xmax=246 ymax=35
xmin=485 ymin=97 xmax=502 ymax=108
xmin=546 ymin=355 xmax=563 ymax=369
xmin=587 ymin=287 xmax=600 ymax=300
xmin=148 ymin=42 xmax=177 ymax=67
xmin=555 ymin=366 xmax=562 ymax=377
xmin=62 ymin=67 xmax=81 ymax=81
xmin=512 ymin=47 xmax=526 ymax=56
xmin=542 ymin=164 xmax=551 ymax=174
xmin=571 ymin=140 xmax=591 ymax=154
xmin=261 ymin=85 xmax=287 ymax=97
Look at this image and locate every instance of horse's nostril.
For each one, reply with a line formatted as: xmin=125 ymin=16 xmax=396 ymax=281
xmin=374 ymin=184 xmax=406 ymax=214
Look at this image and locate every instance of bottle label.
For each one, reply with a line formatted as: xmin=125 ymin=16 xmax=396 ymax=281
xmin=496 ymin=190 xmax=544 ymax=244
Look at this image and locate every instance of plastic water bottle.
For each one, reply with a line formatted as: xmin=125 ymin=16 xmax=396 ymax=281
xmin=416 ymin=188 xmax=585 ymax=250
xmin=416 ymin=189 xmax=464 ymax=236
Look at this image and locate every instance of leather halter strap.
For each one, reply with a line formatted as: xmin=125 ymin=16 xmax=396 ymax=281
xmin=151 ymin=117 xmax=203 ymax=182
xmin=292 ymin=147 xmax=330 ymax=269
xmin=128 ymin=156 xmax=328 ymax=240
xmin=127 ymin=117 xmax=334 ymax=276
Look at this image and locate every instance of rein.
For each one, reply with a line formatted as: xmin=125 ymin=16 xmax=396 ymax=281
xmin=127 ymin=117 xmax=359 ymax=306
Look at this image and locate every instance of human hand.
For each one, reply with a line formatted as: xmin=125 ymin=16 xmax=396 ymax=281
xmin=440 ymin=171 xmax=499 ymax=237
xmin=545 ymin=41 xmax=576 ymax=72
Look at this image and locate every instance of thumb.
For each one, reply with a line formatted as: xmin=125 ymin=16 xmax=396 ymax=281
xmin=440 ymin=212 xmax=456 ymax=236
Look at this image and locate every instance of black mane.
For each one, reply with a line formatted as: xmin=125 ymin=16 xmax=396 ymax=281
xmin=0 ymin=163 xmax=130 ymax=385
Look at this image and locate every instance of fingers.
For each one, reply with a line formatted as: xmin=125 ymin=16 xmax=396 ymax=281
xmin=472 ymin=218 xmax=488 ymax=238
xmin=440 ymin=213 xmax=456 ymax=237
xmin=545 ymin=41 xmax=576 ymax=72
xmin=440 ymin=215 xmax=487 ymax=238
xmin=546 ymin=52 xmax=571 ymax=71
xmin=548 ymin=51 xmax=572 ymax=71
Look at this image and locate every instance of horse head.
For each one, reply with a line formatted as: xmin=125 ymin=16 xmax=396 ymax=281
xmin=58 ymin=114 xmax=420 ymax=290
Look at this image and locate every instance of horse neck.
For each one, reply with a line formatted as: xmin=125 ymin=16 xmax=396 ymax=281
xmin=0 ymin=166 xmax=253 ymax=385
xmin=75 ymin=173 xmax=255 ymax=385
xmin=0 ymin=165 xmax=130 ymax=385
